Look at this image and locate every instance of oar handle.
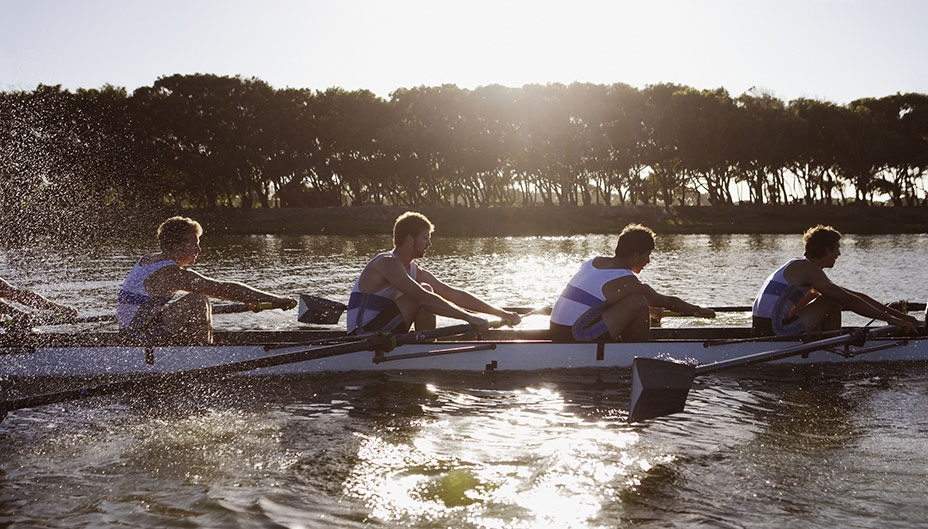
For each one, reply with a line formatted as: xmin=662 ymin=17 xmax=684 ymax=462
xmin=503 ymin=306 xmax=553 ymax=316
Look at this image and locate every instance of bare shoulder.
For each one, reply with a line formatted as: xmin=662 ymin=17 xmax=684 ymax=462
xmin=601 ymin=274 xmax=643 ymax=300
xmin=144 ymin=262 xmax=186 ymax=295
xmin=357 ymin=253 xmax=405 ymax=291
xmin=784 ymin=259 xmax=826 ymax=285
xmin=138 ymin=253 xmax=171 ymax=266
xmin=367 ymin=253 xmax=404 ymax=275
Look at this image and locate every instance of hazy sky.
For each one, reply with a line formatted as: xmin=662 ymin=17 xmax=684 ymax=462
xmin=2 ymin=0 xmax=926 ymax=104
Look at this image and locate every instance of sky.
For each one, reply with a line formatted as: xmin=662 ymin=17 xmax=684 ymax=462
xmin=2 ymin=0 xmax=927 ymax=105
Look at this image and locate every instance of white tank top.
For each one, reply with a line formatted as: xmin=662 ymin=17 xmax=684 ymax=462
xmin=346 ymin=252 xmax=418 ymax=331
xmin=116 ymin=257 xmax=176 ymax=328
xmin=550 ymin=259 xmax=635 ymax=326
xmin=752 ymin=257 xmax=813 ymax=319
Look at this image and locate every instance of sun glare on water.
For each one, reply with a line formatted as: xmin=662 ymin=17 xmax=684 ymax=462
xmin=343 ymin=385 xmax=670 ymax=528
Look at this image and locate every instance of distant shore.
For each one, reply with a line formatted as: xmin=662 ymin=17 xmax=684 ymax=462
xmin=96 ymin=204 xmax=928 ymax=237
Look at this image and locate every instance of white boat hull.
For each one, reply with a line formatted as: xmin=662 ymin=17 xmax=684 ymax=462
xmin=2 ymin=328 xmax=925 ymax=377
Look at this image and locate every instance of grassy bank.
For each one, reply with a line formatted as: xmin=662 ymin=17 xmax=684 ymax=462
xmin=111 ymin=204 xmax=928 ymax=237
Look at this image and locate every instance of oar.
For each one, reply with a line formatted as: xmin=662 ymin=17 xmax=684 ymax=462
xmin=627 ymin=325 xmax=899 ymax=423
xmin=888 ymin=300 xmax=926 ymax=313
xmin=702 ymin=328 xmax=848 ymax=348
xmin=0 ymin=320 xmax=499 ymax=423
xmin=658 ymin=306 xmax=750 ymax=317
xmin=297 ymin=294 xmax=347 ymax=324
xmin=657 ymin=301 xmax=926 ymax=318
xmin=502 ymin=304 xmax=554 ymax=317
xmin=4 ymin=300 xmax=297 ymax=328
xmin=297 ymin=293 xmax=552 ymax=324
xmin=502 ymin=306 xmax=553 ymax=316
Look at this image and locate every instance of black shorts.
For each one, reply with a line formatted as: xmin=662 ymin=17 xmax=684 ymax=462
xmin=353 ymin=300 xmax=411 ymax=335
xmin=752 ymin=315 xmax=802 ymax=336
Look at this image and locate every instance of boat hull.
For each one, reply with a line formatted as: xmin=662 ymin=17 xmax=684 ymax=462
xmin=2 ymin=328 xmax=925 ymax=377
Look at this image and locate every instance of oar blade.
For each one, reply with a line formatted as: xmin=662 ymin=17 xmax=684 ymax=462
xmin=628 ymin=357 xmax=697 ymax=423
xmin=298 ymin=295 xmax=347 ymax=324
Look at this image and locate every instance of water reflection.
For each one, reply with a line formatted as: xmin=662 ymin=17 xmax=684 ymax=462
xmin=342 ymin=382 xmax=659 ymax=528
xmin=4 ymin=233 xmax=928 ymax=527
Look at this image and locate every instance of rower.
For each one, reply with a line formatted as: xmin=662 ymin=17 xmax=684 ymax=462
xmin=549 ymin=223 xmax=715 ymax=342
xmin=752 ymin=224 xmax=919 ymax=336
xmin=346 ymin=211 xmax=521 ymax=335
xmin=117 ymin=216 xmax=294 ymax=344
xmin=0 ymin=276 xmax=77 ymax=328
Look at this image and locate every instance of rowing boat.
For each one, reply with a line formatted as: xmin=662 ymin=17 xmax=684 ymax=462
xmin=2 ymin=326 xmax=925 ymax=378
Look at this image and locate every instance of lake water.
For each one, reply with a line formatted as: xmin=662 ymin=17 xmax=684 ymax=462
xmin=2 ymin=233 xmax=927 ymax=528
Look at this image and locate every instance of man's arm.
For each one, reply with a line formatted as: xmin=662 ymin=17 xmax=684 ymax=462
xmin=160 ymin=268 xmax=293 ymax=308
xmin=419 ymin=269 xmax=522 ymax=326
xmin=640 ymin=284 xmax=716 ymax=318
xmin=801 ymin=266 xmax=918 ymax=330
xmin=0 ymin=298 xmax=29 ymax=318
xmin=0 ymin=277 xmax=77 ymax=318
xmin=602 ymin=276 xmax=715 ymax=318
xmin=841 ymin=286 xmax=920 ymax=328
xmin=377 ymin=262 xmax=492 ymax=330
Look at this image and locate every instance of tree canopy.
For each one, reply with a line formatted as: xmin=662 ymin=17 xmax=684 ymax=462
xmin=3 ymin=75 xmax=927 ymax=222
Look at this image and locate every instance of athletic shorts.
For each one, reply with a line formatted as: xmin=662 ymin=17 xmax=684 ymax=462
xmin=752 ymin=315 xmax=806 ymax=336
xmin=549 ymin=300 xmax=614 ymax=342
xmin=350 ymin=298 xmax=410 ymax=335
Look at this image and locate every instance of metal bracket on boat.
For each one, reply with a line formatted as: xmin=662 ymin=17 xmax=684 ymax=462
xmin=596 ymin=342 xmax=605 ymax=361
xmin=824 ymin=339 xmax=908 ymax=359
xmin=145 ymin=346 xmax=154 ymax=365
xmin=370 ymin=335 xmax=399 ymax=363
xmin=373 ymin=343 xmax=497 ymax=364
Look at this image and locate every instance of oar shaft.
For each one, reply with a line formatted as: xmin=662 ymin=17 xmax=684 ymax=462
xmin=2 ymin=322 xmax=480 ymax=415
xmin=663 ymin=302 xmax=925 ymax=317
xmin=44 ymin=301 xmax=291 ymax=325
xmin=694 ymin=325 xmax=898 ymax=376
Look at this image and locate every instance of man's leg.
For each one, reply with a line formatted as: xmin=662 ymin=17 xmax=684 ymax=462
xmin=160 ymin=293 xmax=212 ymax=343
xmin=601 ymin=294 xmax=650 ymax=342
xmin=395 ymin=283 xmax=437 ymax=331
xmin=795 ymin=296 xmax=842 ymax=331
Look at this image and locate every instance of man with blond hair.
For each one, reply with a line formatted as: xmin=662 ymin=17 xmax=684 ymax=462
xmin=752 ymin=224 xmax=918 ymax=335
xmin=346 ymin=211 xmax=521 ymax=335
xmin=117 ymin=216 xmax=293 ymax=343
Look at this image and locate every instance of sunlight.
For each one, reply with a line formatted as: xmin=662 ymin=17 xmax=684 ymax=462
xmin=342 ymin=384 xmax=669 ymax=527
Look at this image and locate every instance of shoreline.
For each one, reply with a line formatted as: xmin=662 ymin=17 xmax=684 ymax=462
xmin=6 ymin=205 xmax=926 ymax=246
xmin=127 ymin=205 xmax=928 ymax=237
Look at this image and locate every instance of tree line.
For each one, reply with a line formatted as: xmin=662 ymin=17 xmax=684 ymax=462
xmin=2 ymin=74 xmax=927 ymax=218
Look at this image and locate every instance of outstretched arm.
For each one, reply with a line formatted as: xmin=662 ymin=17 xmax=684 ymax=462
xmin=843 ymin=286 xmax=920 ymax=328
xmin=806 ymin=269 xmax=917 ymax=331
xmin=378 ymin=264 xmax=493 ymax=331
xmin=640 ymin=284 xmax=716 ymax=318
xmin=422 ymin=270 xmax=522 ymax=326
xmin=0 ymin=298 xmax=29 ymax=319
xmin=0 ymin=278 xmax=77 ymax=318
xmin=172 ymin=269 xmax=293 ymax=308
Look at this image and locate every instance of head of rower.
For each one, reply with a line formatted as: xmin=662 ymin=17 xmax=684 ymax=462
xmin=393 ymin=212 xmax=434 ymax=261
xmin=803 ymin=224 xmax=841 ymax=269
xmin=158 ymin=217 xmax=203 ymax=267
xmin=614 ymin=224 xmax=655 ymax=273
